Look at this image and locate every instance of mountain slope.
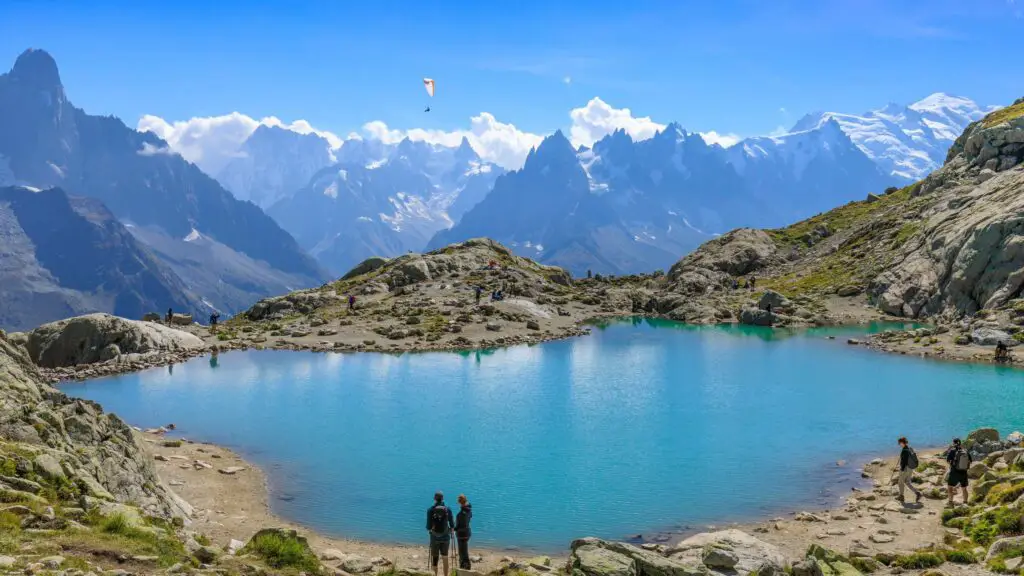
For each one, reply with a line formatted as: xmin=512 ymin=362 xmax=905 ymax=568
xmin=662 ymin=97 xmax=1024 ymax=322
xmin=431 ymin=119 xmax=896 ymax=276
xmin=269 ymin=137 xmax=504 ymax=275
xmin=0 ymin=48 xmax=328 ymax=316
xmin=0 ymin=186 xmax=204 ymax=331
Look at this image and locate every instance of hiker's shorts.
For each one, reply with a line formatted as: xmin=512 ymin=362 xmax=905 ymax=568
xmin=430 ymin=537 xmax=450 ymax=566
xmin=947 ymin=469 xmax=969 ymax=487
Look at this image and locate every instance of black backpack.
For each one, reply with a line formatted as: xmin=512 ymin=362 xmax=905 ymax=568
xmin=906 ymin=447 xmax=919 ymax=470
xmin=429 ymin=505 xmax=449 ymax=536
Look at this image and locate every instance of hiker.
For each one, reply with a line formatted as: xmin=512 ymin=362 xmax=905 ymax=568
xmin=348 ymin=294 xmax=356 ymax=311
xmin=426 ymin=491 xmax=455 ymax=576
xmin=896 ymin=437 xmax=923 ymax=504
xmin=209 ymin=312 xmax=219 ymax=327
xmin=995 ymin=341 xmax=1010 ymax=362
xmin=943 ymin=438 xmax=972 ymax=506
xmin=749 ymin=276 xmax=756 ymax=290
xmin=455 ymin=494 xmax=473 ymax=569
xmin=166 ymin=307 xmax=173 ymax=323
xmin=732 ymin=278 xmax=739 ymax=290
xmin=475 ymin=286 xmax=483 ymax=305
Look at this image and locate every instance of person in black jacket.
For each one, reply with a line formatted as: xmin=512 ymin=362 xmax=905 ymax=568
xmin=455 ymin=494 xmax=473 ymax=569
xmin=426 ymin=492 xmax=455 ymax=576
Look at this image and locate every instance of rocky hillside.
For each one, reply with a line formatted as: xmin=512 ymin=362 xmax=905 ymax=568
xmin=653 ymin=98 xmax=1024 ymax=323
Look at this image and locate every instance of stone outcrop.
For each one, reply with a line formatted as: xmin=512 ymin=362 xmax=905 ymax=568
xmin=0 ymin=329 xmax=190 ymax=519
xmin=666 ymin=229 xmax=779 ymax=294
xmin=569 ymin=532 xmax=786 ymax=576
xmin=667 ymin=529 xmax=787 ymax=575
xmin=18 ymin=313 xmax=205 ymax=368
xmin=342 ymin=256 xmax=391 ymax=280
xmin=870 ymin=107 xmax=1024 ymax=318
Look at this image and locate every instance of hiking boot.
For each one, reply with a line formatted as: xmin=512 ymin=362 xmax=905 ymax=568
xmin=915 ymin=492 xmax=922 ymax=504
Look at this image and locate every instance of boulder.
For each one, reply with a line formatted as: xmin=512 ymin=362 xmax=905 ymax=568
xmin=571 ymin=544 xmax=635 ymax=576
xmin=667 ymin=529 xmax=786 ymax=575
xmin=986 ymin=535 xmax=1024 ymax=561
xmin=972 ymin=328 xmax=1016 ymax=346
xmin=341 ymin=555 xmax=374 ymax=573
xmin=342 ymin=256 xmax=390 ymax=280
xmin=758 ymin=290 xmax=793 ymax=313
xmin=968 ymin=461 xmax=989 ymax=479
xmin=571 ymin=538 xmax=706 ymax=576
xmin=170 ymin=313 xmax=193 ymax=326
xmin=967 ymin=428 xmax=1000 ymax=446
xmin=33 ymin=453 xmax=65 ymax=481
xmin=23 ymin=313 xmax=204 ymax=368
xmin=790 ymin=559 xmax=823 ymax=576
xmin=701 ymin=546 xmax=738 ymax=569
xmin=1007 ymin=431 xmax=1023 ymax=445
xmin=739 ymin=307 xmax=774 ymax=327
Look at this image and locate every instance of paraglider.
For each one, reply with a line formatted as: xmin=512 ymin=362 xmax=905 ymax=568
xmin=423 ymin=78 xmax=434 ymax=112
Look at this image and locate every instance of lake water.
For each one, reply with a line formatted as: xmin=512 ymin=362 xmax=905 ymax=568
xmin=61 ymin=319 xmax=1024 ymax=550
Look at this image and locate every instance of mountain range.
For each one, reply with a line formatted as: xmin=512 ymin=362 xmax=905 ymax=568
xmin=210 ymin=91 xmax=990 ymax=277
xmin=0 ymin=49 xmax=329 ymax=330
xmin=266 ymin=137 xmax=504 ymax=275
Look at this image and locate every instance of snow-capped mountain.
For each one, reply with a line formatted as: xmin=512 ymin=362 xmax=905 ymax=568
xmin=217 ymin=124 xmax=336 ymax=209
xmin=268 ymin=137 xmax=504 ymax=275
xmin=791 ymin=92 xmax=994 ymax=182
xmin=431 ymin=118 xmax=895 ymax=276
xmin=0 ymin=49 xmax=328 ymax=320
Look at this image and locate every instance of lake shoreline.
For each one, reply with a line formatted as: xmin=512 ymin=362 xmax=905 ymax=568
xmin=141 ymin=426 xmax=988 ymax=573
xmin=37 ymin=301 xmax=1020 ymax=387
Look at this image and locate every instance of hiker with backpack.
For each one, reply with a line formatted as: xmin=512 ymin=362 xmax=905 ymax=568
xmin=455 ymin=494 xmax=473 ymax=569
xmin=943 ymin=438 xmax=973 ymax=506
xmin=426 ymin=491 xmax=455 ymax=576
xmin=896 ymin=437 xmax=922 ymax=504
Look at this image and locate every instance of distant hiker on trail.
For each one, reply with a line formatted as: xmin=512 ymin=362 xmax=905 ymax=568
xmin=348 ymin=294 xmax=356 ymax=311
xmin=455 ymin=494 xmax=473 ymax=569
xmin=748 ymin=276 xmax=756 ymax=290
xmin=426 ymin=492 xmax=455 ymax=576
xmin=943 ymin=438 xmax=972 ymax=506
xmin=995 ymin=340 xmax=1010 ymax=362
xmin=166 ymin=308 xmax=173 ymax=323
xmin=209 ymin=313 xmax=219 ymax=327
xmin=732 ymin=278 xmax=739 ymax=290
xmin=475 ymin=286 xmax=483 ymax=305
xmin=896 ymin=437 xmax=922 ymax=504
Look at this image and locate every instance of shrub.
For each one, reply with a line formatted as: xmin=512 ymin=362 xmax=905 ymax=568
xmin=101 ymin=513 xmax=132 ymax=535
xmin=944 ymin=549 xmax=976 ymax=564
xmin=987 ymin=482 xmax=1024 ymax=506
xmin=241 ymin=529 xmax=321 ymax=573
xmin=964 ymin=505 xmax=1024 ymax=546
xmin=893 ymin=552 xmax=943 ymax=569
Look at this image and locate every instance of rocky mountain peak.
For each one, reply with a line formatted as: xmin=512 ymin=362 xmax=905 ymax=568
xmin=9 ymin=48 xmax=63 ymax=95
xmin=527 ymin=130 xmax=577 ymax=168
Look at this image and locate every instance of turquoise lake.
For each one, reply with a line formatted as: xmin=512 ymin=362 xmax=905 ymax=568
xmin=61 ymin=319 xmax=1024 ymax=550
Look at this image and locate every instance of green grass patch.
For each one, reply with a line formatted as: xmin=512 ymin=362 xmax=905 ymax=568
xmin=944 ymin=549 xmax=976 ymax=564
xmin=983 ymin=100 xmax=1024 ymax=128
xmin=964 ymin=505 xmax=1024 ymax=546
xmin=893 ymin=552 xmax=943 ymax=569
xmin=240 ymin=529 xmax=321 ymax=574
xmin=987 ymin=482 xmax=1024 ymax=506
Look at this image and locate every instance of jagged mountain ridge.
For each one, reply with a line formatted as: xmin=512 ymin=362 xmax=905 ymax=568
xmin=268 ymin=136 xmax=504 ymax=275
xmin=0 ymin=48 xmax=329 ymax=319
xmin=0 ymin=186 xmax=204 ymax=331
xmin=430 ymin=115 xmax=895 ymax=276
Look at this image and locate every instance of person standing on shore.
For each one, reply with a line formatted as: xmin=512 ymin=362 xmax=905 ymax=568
xmin=455 ymin=494 xmax=473 ymax=569
xmin=896 ymin=437 xmax=922 ymax=504
xmin=427 ymin=492 xmax=455 ymax=576
xmin=943 ymin=438 xmax=972 ymax=506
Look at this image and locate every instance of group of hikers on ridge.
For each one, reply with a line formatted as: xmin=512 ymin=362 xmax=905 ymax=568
xmin=426 ymin=492 xmax=472 ymax=576
xmin=895 ymin=436 xmax=973 ymax=507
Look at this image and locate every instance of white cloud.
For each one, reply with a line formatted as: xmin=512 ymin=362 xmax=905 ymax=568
xmin=779 ymin=107 xmax=787 ymax=114
xmin=361 ymin=112 xmax=544 ymax=169
xmin=563 ymin=76 xmax=572 ymax=85
xmin=698 ymin=131 xmax=741 ymax=148
xmin=136 ymin=142 xmax=176 ymax=157
xmin=137 ymin=112 xmax=341 ymax=176
xmin=568 ymin=97 xmax=665 ymax=148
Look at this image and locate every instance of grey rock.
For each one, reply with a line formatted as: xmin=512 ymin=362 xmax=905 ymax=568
xmin=23 ymin=313 xmax=203 ymax=368
xmin=972 ymin=328 xmax=1016 ymax=346
xmin=0 ymin=556 xmax=13 ymax=568
xmin=32 ymin=454 xmax=65 ymax=481
xmin=967 ymin=428 xmax=1000 ymax=445
xmin=986 ymin=535 xmax=1024 ymax=561
xmin=701 ymin=546 xmax=739 ymax=569
xmin=758 ymin=290 xmax=793 ymax=313
xmin=790 ymin=558 xmax=823 ymax=576
xmin=341 ymin=555 xmax=375 ymax=573
xmin=739 ymin=307 xmax=774 ymax=327
xmin=667 ymin=529 xmax=785 ymax=575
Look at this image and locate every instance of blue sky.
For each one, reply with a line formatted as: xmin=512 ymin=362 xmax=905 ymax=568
xmin=1 ymin=0 xmax=1022 ymax=151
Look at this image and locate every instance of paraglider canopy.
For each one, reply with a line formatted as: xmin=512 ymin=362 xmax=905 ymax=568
xmin=423 ymin=78 xmax=435 ymax=98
